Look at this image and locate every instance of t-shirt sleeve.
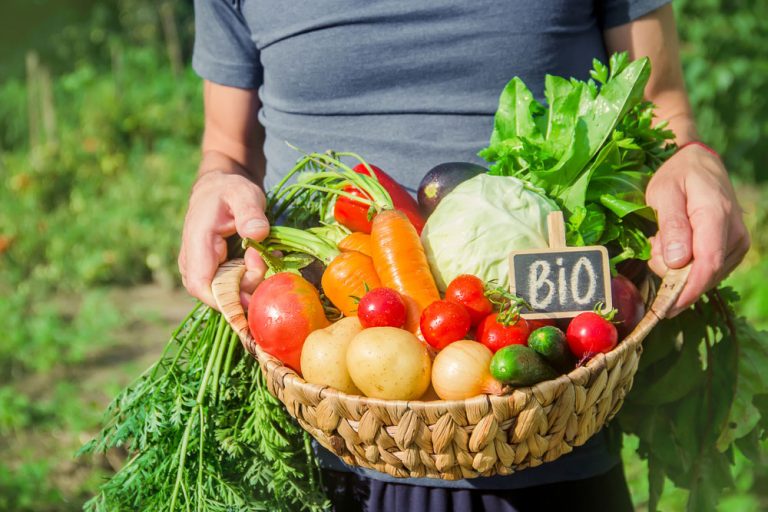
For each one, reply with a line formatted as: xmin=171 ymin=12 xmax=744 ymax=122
xmin=598 ymin=0 xmax=672 ymax=29
xmin=192 ymin=0 xmax=263 ymax=89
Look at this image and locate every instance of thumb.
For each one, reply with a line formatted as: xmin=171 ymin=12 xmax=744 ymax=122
xmin=650 ymin=184 xmax=692 ymax=270
xmin=230 ymin=196 xmax=270 ymax=241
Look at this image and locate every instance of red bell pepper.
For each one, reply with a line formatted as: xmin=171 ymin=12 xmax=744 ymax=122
xmin=333 ymin=186 xmax=375 ymax=234
xmin=333 ymin=163 xmax=426 ymax=234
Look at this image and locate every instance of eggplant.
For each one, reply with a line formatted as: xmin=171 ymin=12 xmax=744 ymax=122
xmin=299 ymin=257 xmax=326 ymax=290
xmin=417 ymin=162 xmax=487 ymax=217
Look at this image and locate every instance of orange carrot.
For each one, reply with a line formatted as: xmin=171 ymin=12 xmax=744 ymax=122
xmin=321 ymin=251 xmax=381 ymax=316
xmin=338 ymin=232 xmax=373 ymax=257
xmin=370 ymin=209 xmax=440 ymax=332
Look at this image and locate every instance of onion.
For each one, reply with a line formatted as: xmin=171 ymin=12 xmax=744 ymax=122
xmin=431 ymin=340 xmax=503 ymax=400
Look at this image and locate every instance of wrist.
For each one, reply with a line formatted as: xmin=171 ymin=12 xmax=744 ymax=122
xmin=677 ymin=141 xmax=719 ymax=159
xmin=191 ymin=166 xmax=264 ymax=198
xmin=198 ymin=150 xmax=263 ymax=185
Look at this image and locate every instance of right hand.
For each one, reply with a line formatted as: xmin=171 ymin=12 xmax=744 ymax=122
xmin=178 ymin=169 xmax=270 ymax=309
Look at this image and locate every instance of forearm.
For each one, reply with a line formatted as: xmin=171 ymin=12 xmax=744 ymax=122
xmin=603 ymin=4 xmax=698 ymax=145
xmin=198 ymin=80 xmax=266 ymax=187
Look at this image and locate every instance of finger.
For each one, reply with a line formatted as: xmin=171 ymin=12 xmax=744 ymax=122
xmin=240 ymin=290 xmax=251 ymax=311
xmin=178 ymin=250 xmax=187 ymax=280
xmin=722 ymin=248 xmax=746 ymax=281
xmin=647 ymin=235 xmax=668 ymax=278
xmin=185 ymin=233 xmax=227 ymax=309
xmin=242 ymin=247 xmax=267 ymax=296
xmin=717 ymin=224 xmax=751 ymax=281
xmin=667 ymin=206 xmax=728 ymax=317
xmin=648 ymin=182 xmax=693 ymax=270
xmin=229 ymin=188 xmax=270 ymax=241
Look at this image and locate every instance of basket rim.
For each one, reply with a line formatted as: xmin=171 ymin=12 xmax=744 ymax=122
xmin=212 ymin=259 xmax=690 ymax=412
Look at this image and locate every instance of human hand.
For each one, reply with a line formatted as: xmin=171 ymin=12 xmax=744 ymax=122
xmin=646 ymin=143 xmax=750 ymax=317
xmin=178 ymin=169 xmax=270 ymax=309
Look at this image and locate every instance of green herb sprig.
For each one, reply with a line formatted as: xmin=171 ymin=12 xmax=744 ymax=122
xmin=78 ymin=306 xmax=328 ymax=511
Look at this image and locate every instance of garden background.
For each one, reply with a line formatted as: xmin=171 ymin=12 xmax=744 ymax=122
xmin=1 ymin=0 xmax=766 ymax=510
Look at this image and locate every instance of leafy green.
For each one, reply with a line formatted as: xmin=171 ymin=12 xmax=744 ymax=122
xmin=479 ymin=53 xmax=675 ymax=268
xmin=617 ymin=289 xmax=768 ymax=511
xmin=79 ymin=305 xmax=327 ymax=512
xmin=481 ymin=52 xmax=768 ymax=511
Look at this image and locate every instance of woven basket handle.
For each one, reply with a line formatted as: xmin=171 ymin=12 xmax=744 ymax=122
xmin=211 ymin=259 xmax=692 ymax=354
xmin=211 ymin=259 xmax=254 ymax=351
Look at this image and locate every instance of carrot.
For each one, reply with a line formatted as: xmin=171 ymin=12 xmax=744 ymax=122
xmin=338 ymin=232 xmax=373 ymax=257
xmin=321 ymin=251 xmax=381 ymax=316
xmin=370 ymin=209 xmax=440 ymax=332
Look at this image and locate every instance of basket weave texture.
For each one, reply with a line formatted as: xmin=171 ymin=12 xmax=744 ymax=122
xmin=212 ymin=259 xmax=689 ymax=480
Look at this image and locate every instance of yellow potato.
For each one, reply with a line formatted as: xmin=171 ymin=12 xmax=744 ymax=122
xmin=300 ymin=317 xmax=363 ymax=395
xmin=346 ymin=327 xmax=431 ymax=400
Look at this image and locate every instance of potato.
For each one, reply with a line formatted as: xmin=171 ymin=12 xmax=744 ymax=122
xmin=300 ymin=317 xmax=363 ymax=395
xmin=346 ymin=327 xmax=431 ymax=400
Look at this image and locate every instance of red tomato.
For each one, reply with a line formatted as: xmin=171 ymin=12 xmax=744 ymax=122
xmin=248 ymin=273 xmax=330 ymax=374
xmin=565 ymin=312 xmax=618 ymax=359
xmin=358 ymin=287 xmax=407 ymax=329
xmin=333 ymin=186 xmax=374 ymax=233
xmin=476 ymin=313 xmax=530 ymax=352
xmin=420 ymin=300 xmax=471 ymax=350
xmin=611 ymin=274 xmax=645 ymax=339
xmin=445 ymin=274 xmax=493 ymax=327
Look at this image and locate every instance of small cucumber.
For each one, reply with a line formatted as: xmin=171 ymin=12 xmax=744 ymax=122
xmin=528 ymin=326 xmax=576 ymax=373
xmin=490 ymin=345 xmax=558 ymax=387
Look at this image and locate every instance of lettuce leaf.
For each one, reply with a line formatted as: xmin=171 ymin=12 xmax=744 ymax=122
xmin=480 ymin=53 xmax=674 ymax=268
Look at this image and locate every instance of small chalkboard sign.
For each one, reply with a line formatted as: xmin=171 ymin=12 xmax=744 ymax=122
xmin=509 ymin=212 xmax=612 ymax=319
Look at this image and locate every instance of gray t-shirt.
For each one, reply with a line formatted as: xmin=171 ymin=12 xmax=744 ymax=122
xmin=193 ymin=0 xmax=668 ymax=489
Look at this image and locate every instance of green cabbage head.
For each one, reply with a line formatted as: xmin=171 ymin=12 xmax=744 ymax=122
xmin=421 ymin=174 xmax=558 ymax=291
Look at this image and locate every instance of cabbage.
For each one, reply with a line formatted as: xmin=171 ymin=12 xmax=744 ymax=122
xmin=421 ymin=174 xmax=558 ymax=291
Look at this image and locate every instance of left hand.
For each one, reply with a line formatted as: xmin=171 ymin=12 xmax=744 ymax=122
xmin=645 ymin=143 xmax=750 ymax=317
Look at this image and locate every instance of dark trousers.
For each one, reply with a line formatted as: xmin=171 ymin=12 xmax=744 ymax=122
xmin=321 ymin=463 xmax=634 ymax=512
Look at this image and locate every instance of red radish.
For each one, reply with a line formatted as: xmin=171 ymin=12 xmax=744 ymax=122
xmin=565 ymin=312 xmax=618 ymax=359
xmin=248 ymin=273 xmax=330 ymax=374
xmin=445 ymin=274 xmax=493 ymax=327
xmin=420 ymin=300 xmax=471 ymax=350
xmin=476 ymin=313 xmax=530 ymax=353
xmin=358 ymin=287 xmax=407 ymax=329
xmin=611 ymin=274 xmax=645 ymax=338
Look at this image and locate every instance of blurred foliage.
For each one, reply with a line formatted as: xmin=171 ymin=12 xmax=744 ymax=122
xmin=674 ymin=0 xmax=768 ymax=183
xmin=0 ymin=0 xmax=194 ymax=80
xmin=0 ymin=0 xmax=766 ymax=510
xmin=1 ymin=2 xmax=201 ymax=509
xmin=0 ymin=52 xmax=202 ymax=291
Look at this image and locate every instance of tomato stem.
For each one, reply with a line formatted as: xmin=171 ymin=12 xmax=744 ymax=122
xmin=485 ymin=286 xmax=530 ymax=326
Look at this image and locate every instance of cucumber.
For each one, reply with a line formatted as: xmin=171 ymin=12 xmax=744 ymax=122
xmin=490 ymin=345 xmax=558 ymax=387
xmin=528 ymin=326 xmax=576 ymax=373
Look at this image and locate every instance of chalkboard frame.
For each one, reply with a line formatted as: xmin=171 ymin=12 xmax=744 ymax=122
xmin=508 ymin=246 xmax=612 ymax=320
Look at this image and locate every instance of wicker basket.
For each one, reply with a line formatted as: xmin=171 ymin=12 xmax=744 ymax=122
xmin=212 ymin=259 xmax=690 ymax=480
